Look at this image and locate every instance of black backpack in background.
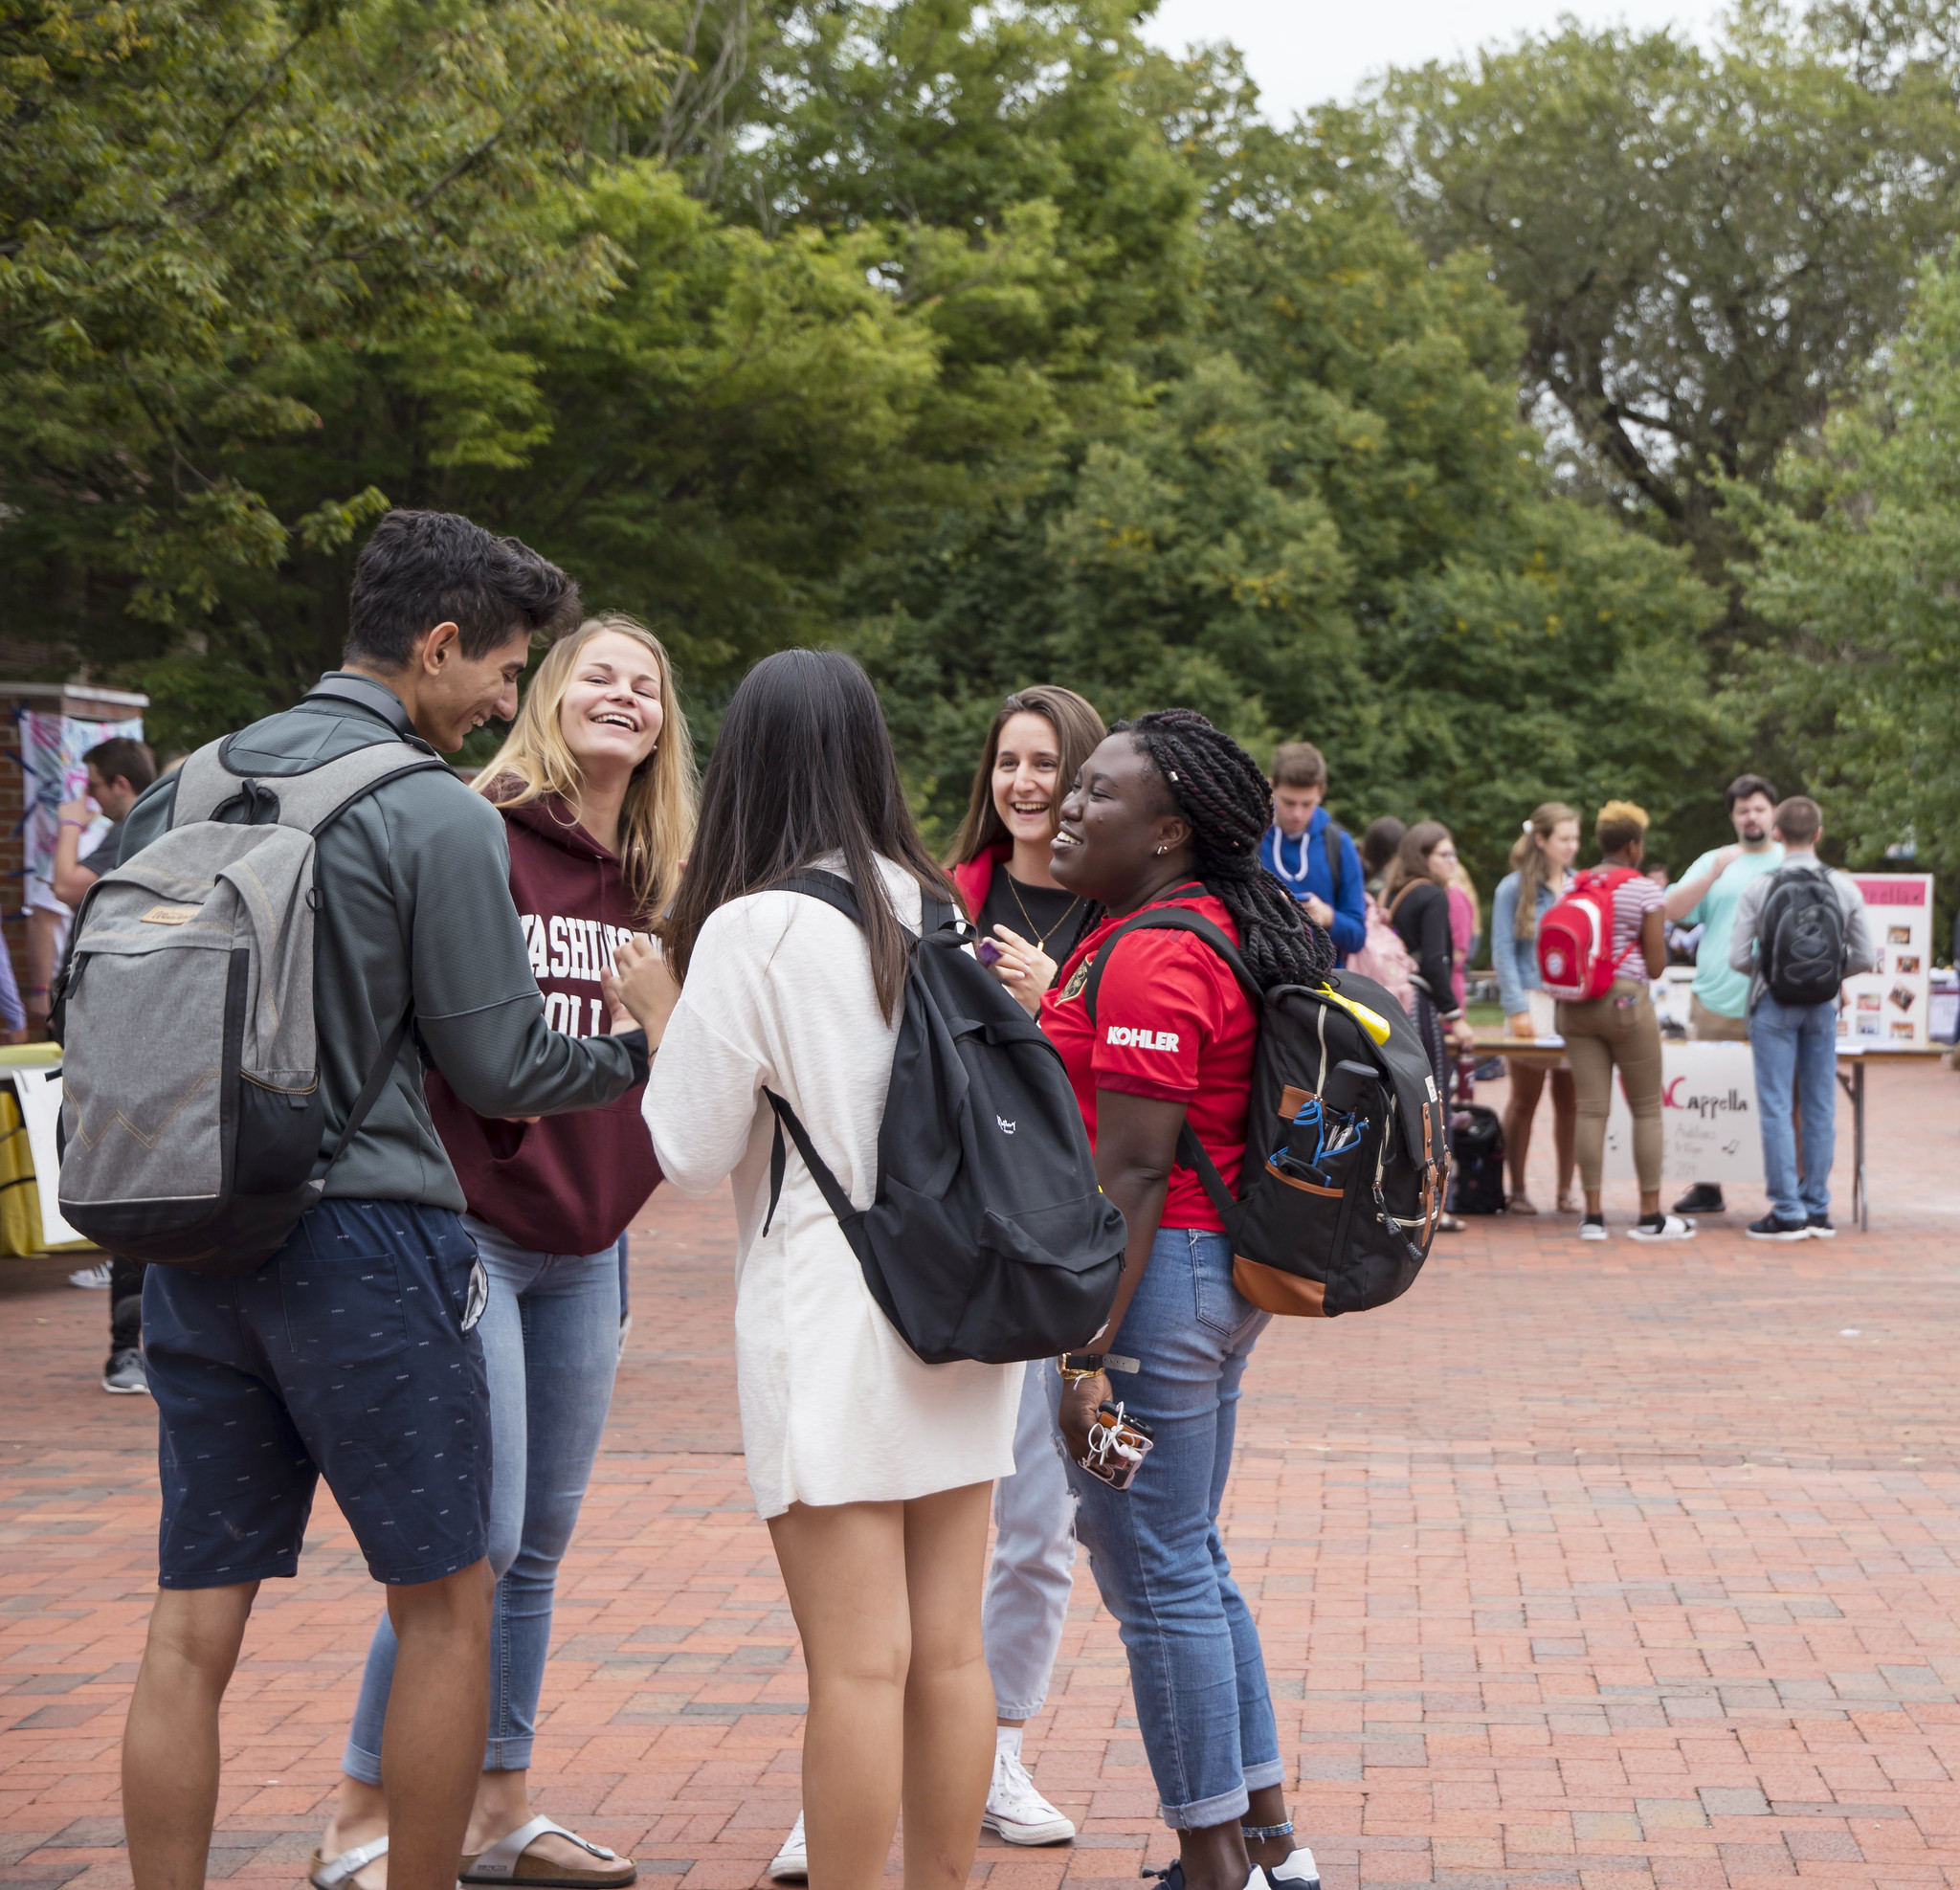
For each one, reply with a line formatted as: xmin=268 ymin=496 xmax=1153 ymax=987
xmin=1758 ymin=866 xmax=1849 ymax=1006
xmin=1081 ymin=908 xmax=1448 ymax=1319
xmin=762 ymin=872 xmax=1126 ymax=1366
xmin=1447 ymin=1104 xmax=1507 ymax=1215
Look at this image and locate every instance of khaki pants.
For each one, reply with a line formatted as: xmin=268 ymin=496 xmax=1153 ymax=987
xmin=1689 ymin=993 xmax=1748 ymax=1042
xmin=1557 ymin=981 xmax=1665 ymax=1193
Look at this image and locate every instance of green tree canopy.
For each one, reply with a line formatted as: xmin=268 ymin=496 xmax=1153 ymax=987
xmin=1366 ymin=6 xmax=1960 ymax=595
xmin=1733 ymin=252 xmax=1960 ymax=876
xmin=0 ymin=0 xmax=668 ymax=672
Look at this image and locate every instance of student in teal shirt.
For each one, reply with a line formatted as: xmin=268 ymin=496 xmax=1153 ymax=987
xmin=1662 ymin=773 xmax=1783 ymax=1214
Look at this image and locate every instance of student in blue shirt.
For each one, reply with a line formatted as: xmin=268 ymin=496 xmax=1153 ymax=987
xmin=1258 ymin=743 xmax=1366 ymax=964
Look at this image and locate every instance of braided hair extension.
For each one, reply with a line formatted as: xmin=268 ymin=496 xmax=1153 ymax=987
xmin=1120 ymin=709 xmax=1335 ymax=989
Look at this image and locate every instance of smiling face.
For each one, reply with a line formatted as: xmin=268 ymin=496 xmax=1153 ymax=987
xmin=991 ymin=711 xmax=1064 ymax=849
xmin=414 ymin=624 xmax=534 ymax=753
xmin=557 ymin=628 xmax=664 ymax=776
xmin=1051 ymin=733 xmax=1192 ymax=911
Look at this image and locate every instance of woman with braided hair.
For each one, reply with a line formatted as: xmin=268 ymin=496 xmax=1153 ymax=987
xmin=1035 ymin=710 xmax=1323 ymax=1890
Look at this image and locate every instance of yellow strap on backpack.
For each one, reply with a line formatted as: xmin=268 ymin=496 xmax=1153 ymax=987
xmin=1315 ymin=983 xmax=1392 ymax=1047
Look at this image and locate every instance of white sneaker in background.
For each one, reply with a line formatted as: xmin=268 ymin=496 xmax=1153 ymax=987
xmin=69 ymin=1261 xmax=112 ymax=1289
xmin=767 ymin=1812 xmax=806 ymax=1883
xmin=980 ymin=1746 xmax=1077 ymax=1844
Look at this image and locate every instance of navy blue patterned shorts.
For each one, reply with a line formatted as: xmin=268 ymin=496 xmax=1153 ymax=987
xmin=144 ymin=1198 xmax=491 ymax=1589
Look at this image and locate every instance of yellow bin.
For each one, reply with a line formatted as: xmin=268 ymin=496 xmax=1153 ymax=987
xmin=0 ymin=1044 xmax=93 ymax=1256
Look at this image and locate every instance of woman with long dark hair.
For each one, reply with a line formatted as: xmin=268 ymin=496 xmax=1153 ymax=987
xmin=607 ymin=650 xmax=1020 ymax=1890
xmin=1037 ymin=709 xmax=1327 ymax=1890
xmin=1384 ymin=822 xmax=1476 ymax=1234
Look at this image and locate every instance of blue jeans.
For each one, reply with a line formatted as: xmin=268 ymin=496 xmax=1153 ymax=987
xmin=343 ymin=1216 xmax=620 ymax=1781
xmin=1064 ymin=1226 xmax=1281 ymax=1830
xmin=1749 ymin=995 xmax=1839 ymax=1223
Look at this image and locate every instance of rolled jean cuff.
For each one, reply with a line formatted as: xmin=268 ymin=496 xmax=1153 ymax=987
xmin=341 ymin=1736 xmax=384 ymax=1789
xmin=483 ymin=1734 xmax=535 ymax=1773
xmin=1161 ymin=1785 xmax=1252 ymax=1833
xmin=1242 ymin=1759 xmax=1286 ymax=1794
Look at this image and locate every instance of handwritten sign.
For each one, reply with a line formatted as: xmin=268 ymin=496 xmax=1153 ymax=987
xmin=1601 ymin=1040 xmax=1764 ymax=1186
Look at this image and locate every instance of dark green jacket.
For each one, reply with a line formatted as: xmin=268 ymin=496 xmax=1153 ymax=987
xmin=119 ymin=674 xmax=647 ymax=1209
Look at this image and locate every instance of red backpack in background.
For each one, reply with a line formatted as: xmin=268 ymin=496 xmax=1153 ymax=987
xmin=1536 ymin=867 xmax=1639 ymax=1001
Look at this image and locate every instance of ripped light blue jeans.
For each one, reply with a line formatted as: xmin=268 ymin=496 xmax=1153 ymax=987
xmin=1065 ymin=1224 xmax=1281 ymax=1830
xmin=342 ymin=1215 xmax=620 ymax=1780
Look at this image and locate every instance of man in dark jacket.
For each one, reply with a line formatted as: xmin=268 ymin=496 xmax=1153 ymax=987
xmin=116 ymin=512 xmax=649 ymax=1890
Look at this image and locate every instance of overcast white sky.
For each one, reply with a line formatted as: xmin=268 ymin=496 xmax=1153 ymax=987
xmin=1138 ymin=0 xmax=1729 ymax=119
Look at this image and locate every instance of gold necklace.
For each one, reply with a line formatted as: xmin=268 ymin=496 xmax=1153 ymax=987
xmin=1005 ymin=871 xmax=1084 ymax=954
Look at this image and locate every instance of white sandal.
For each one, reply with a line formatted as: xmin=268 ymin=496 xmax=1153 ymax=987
xmin=459 ymin=1814 xmax=636 ymax=1888
xmin=309 ymin=1838 xmax=389 ymax=1890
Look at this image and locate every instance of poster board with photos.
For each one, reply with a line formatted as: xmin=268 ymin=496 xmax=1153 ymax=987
xmin=1840 ymin=873 xmax=1935 ymax=1049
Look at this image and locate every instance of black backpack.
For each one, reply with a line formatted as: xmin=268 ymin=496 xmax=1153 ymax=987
xmin=762 ymin=872 xmax=1126 ymax=1366
xmin=1758 ymin=866 xmax=1848 ymax=1006
xmin=1081 ymin=908 xmax=1448 ymax=1318
xmin=1446 ymin=1103 xmax=1507 ymax=1215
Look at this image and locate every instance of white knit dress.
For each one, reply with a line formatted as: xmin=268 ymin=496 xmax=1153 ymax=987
xmin=642 ymin=856 xmax=1020 ymax=1520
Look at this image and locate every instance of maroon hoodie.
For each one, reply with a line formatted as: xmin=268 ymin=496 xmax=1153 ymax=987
xmin=425 ymin=792 xmax=659 ymax=1255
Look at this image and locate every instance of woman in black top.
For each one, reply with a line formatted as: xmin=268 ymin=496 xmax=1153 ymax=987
xmin=1385 ymin=822 xmax=1477 ymax=1232
xmin=949 ymin=686 xmax=1107 ymax=997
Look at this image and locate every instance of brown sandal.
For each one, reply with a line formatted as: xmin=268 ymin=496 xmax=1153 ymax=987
xmin=1505 ymin=1193 xmax=1539 ymax=1216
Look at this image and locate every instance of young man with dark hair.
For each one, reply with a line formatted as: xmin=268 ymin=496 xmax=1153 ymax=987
xmin=1660 ymin=773 xmax=1784 ymax=1215
xmin=1259 ymin=741 xmax=1366 ymax=962
xmin=1727 ymin=796 xmax=1875 ymax=1239
xmin=113 ymin=510 xmax=643 ymax=1890
xmin=50 ymin=737 xmax=160 ymax=1390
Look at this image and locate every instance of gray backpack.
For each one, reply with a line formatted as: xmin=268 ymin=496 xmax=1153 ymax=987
xmin=51 ymin=729 xmax=446 ymax=1273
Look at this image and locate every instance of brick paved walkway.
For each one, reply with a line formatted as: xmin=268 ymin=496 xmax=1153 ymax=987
xmin=5 ymin=1058 xmax=1960 ymax=1888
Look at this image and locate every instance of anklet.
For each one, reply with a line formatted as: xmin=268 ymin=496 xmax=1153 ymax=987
xmin=1241 ymin=1821 xmax=1294 ymax=1841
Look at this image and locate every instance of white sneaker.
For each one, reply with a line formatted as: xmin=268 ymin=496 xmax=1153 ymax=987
xmin=980 ymin=1747 xmax=1076 ymax=1844
xmin=1578 ymin=1217 xmax=1609 ymax=1242
xmin=767 ymin=1813 xmax=806 ymax=1883
xmin=1627 ymin=1213 xmax=1696 ymax=1242
xmin=1269 ymin=1848 xmax=1321 ymax=1890
xmin=68 ymin=1261 xmax=112 ymax=1289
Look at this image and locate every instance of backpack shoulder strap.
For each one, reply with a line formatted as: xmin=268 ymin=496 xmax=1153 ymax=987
xmin=1078 ymin=902 xmax=1262 ymax=1230
xmin=769 ymin=868 xmax=961 ymax=943
xmin=169 ymin=733 xmax=447 ymax=836
xmin=1081 ymin=905 xmax=1262 ymax=1022
xmin=769 ymin=869 xmax=862 ymax=923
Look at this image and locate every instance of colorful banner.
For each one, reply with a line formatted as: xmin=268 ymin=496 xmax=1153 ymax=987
xmin=14 ymin=707 xmax=144 ymax=915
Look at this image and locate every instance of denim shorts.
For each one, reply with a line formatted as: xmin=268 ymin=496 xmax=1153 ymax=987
xmin=144 ymin=1197 xmax=492 ymax=1590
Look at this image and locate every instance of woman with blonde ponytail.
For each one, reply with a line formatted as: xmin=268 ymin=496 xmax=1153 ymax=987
xmin=316 ymin=615 xmax=696 ymax=1890
xmin=1490 ymin=803 xmax=1580 ymax=1213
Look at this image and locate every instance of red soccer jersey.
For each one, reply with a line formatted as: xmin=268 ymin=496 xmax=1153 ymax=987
xmin=1041 ymin=890 xmax=1258 ymax=1233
